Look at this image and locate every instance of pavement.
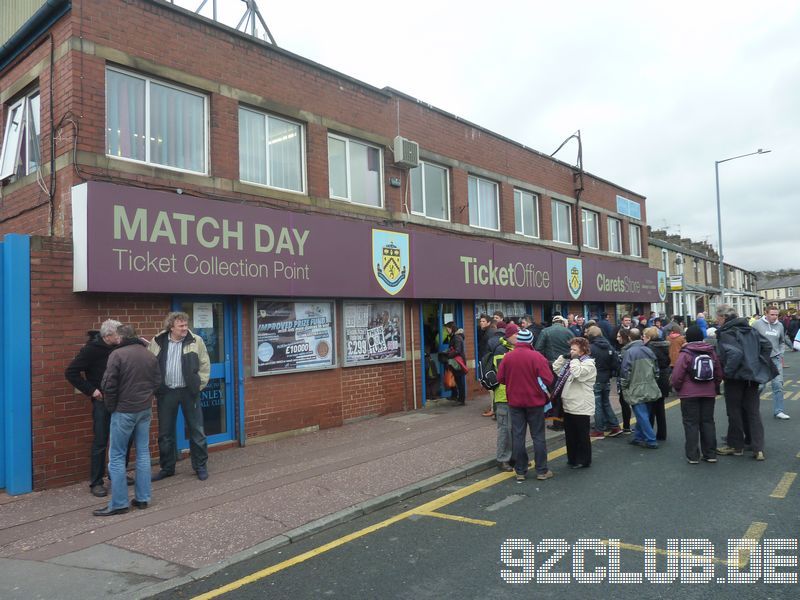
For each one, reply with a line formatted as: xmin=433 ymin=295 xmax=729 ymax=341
xmin=0 ymin=390 xmax=577 ymax=600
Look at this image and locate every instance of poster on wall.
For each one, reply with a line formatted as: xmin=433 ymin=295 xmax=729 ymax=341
xmin=254 ymin=300 xmax=335 ymax=375
xmin=343 ymin=301 xmax=404 ymax=365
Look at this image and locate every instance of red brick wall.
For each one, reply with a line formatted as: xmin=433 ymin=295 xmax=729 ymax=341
xmin=29 ymin=237 xmax=171 ymax=488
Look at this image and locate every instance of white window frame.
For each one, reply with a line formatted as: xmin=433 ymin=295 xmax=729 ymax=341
xmin=0 ymin=89 xmax=40 ymax=180
xmin=238 ymin=106 xmax=306 ymax=194
xmin=327 ymin=133 xmax=384 ymax=208
xmin=629 ymin=223 xmax=642 ymax=257
xmin=551 ymin=200 xmax=573 ymax=244
xmin=676 ymin=253 xmax=685 ymax=275
xmin=608 ymin=217 xmax=623 ymax=254
xmin=581 ymin=209 xmax=600 ymax=249
xmin=105 ymin=67 xmax=209 ymax=175
xmin=513 ymin=188 xmax=539 ymax=238
xmin=705 ymin=260 xmax=713 ymax=283
xmin=467 ymin=175 xmax=500 ymax=231
xmin=661 ymin=248 xmax=669 ymax=275
xmin=410 ymin=160 xmax=450 ymax=222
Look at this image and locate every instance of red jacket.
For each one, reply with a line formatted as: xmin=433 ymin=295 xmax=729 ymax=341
xmin=669 ymin=342 xmax=722 ymax=399
xmin=496 ymin=344 xmax=554 ymax=408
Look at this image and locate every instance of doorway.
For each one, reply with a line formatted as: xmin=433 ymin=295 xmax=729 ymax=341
xmin=419 ymin=301 xmax=462 ymax=405
xmin=173 ymin=297 xmax=236 ymax=447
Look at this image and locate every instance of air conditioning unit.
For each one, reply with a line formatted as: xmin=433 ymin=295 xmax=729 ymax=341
xmin=393 ymin=136 xmax=419 ymax=169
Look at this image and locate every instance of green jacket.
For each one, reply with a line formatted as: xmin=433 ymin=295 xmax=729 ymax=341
xmin=491 ymin=338 xmax=514 ymax=404
xmin=620 ymin=340 xmax=660 ymax=405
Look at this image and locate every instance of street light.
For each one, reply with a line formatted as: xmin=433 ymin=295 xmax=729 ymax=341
xmin=715 ymin=148 xmax=771 ymax=305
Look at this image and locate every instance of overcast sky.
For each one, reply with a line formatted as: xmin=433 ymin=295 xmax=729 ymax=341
xmin=185 ymin=1 xmax=798 ymax=272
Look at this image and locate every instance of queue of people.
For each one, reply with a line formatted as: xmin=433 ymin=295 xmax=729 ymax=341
xmin=65 ymin=312 xmax=211 ymax=516
xmin=483 ymin=304 xmax=788 ymax=482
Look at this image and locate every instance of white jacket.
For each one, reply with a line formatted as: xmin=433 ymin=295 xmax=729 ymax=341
xmin=553 ymin=355 xmax=597 ymax=416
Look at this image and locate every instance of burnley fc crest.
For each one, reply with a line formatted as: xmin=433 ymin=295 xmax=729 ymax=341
xmin=372 ymin=229 xmax=409 ymax=295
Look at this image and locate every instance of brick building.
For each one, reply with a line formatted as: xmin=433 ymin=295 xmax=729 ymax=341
xmin=0 ymin=0 xmax=661 ymax=493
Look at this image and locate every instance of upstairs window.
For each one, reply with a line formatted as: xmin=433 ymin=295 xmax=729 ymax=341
xmin=328 ymin=134 xmax=383 ymax=207
xmin=581 ymin=209 xmax=599 ymax=249
xmin=0 ymin=89 xmax=41 ymax=180
xmin=629 ymin=223 xmax=642 ymax=257
xmin=410 ymin=161 xmax=449 ymax=221
xmin=467 ymin=175 xmax=499 ymax=230
xmin=552 ymin=200 xmax=572 ymax=244
xmin=514 ymin=189 xmax=539 ymax=238
xmin=609 ymin=217 xmax=623 ymax=254
xmin=239 ymin=107 xmax=305 ymax=193
xmin=106 ymin=68 xmax=207 ymax=174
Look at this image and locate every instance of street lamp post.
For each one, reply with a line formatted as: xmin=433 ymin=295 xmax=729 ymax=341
xmin=715 ymin=149 xmax=770 ymax=308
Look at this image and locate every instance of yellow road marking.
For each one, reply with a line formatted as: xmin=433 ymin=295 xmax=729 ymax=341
xmin=737 ymin=521 xmax=768 ymax=568
xmin=191 ymin=401 xmax=677 ymax=599
xmin=792 ymin=390 xmax=800 ymax=400
xmin=417 ymin=510 xmax=495 ymax=527
xmin=600 ymin=539 xmax=730 ymax=566
xmin=796 ymin=452 xmax=800 ymax=459
xmin=769 ymin=472 xmax=797 ymax=499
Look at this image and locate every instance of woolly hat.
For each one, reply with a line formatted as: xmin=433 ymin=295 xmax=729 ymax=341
xmin=685 ymin=325 xmax=704 ymax=343
xmin=516 ymin=329 xmax=533 ymax=344
xmin=504 ymin=322 xmax=520 ymax=338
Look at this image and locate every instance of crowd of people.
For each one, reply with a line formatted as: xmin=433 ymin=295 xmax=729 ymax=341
xmin=477 ymin=305 xmax=797 ymax=482
xmin=65 ymin=312 xmax=211 ymax=516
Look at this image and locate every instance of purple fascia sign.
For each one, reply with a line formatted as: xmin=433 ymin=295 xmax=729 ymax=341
xmin=71 ymin=182 xmax=661 ymax=302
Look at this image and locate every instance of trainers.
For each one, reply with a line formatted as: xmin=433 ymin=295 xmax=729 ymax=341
xmin=536 ymin=470 xmax=555 ymax=480
xmin=498 ymin=462 xmax=513 ymax=472
xmin=605 ymin=427 xmax=623 ymax=437
xmin=775 ymin=412 xmax=790 ymax=420
xmin=716 ymin=446 xmax=743 ymax=456
xmin=687 ymin=457 xmax=699 ymax=464
xmin=590 ymin=430 xmax=605 ymax=438
xmin=754 ymin=451 xmax=765 ymax=461
xmin=645 ymin=443 xmax=659 ymax=449
xmin=515 ymin=473 xmax=526 ymax=482
xmin=622 ymin=428 xmax=632 ymax=435
xmin=482 ymin=409 xmax=495 ymax=417
xmin=703 ymin=457 xmax=718 ymax=463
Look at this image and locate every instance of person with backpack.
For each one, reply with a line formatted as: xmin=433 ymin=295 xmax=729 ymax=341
xmin=488 ymin=323 xmax=519 ymax=471
xmin=444 ymin=322 xmax=467 ymax=406
xmin=670 ymin=325 xmax=723 ymax=464
xmin=586 ymin=326 xmax=622 ymax=438
xmin=619 ymin=328 xmax=661 ymax=449
xmin=714 ymin=304 xmax=777 ymax=460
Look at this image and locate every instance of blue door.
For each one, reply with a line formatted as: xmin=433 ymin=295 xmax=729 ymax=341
xmin=419 ymin=301 xmax=463 ymax=405
xmin=173 ymin=297 xmax=236 ymax=447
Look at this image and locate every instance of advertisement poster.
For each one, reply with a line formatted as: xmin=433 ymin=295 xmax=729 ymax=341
xmin=254 ymin=300 xmax=335 ymax=375
xmin=343 ymin=301 xmax=404 ymax=365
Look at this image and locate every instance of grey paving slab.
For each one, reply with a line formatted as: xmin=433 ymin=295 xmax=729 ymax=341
xmin=48 ymin=543 xmax=188 ymax=580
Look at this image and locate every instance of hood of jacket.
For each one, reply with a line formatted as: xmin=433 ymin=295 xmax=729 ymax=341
xmin=589 ymin=336 xmax=612 ymax=351
xmin=680 ymin=341 xmax=716 ymax=355
xmin=719 ymin=316 xmax=751 ymax=334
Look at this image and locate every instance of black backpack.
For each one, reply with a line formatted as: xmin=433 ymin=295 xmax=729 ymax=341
xmin=478 ymin=340 xmax=507 ymax=391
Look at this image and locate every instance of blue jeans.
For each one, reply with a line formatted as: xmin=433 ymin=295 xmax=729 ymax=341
xmin=108 ymin=409 xmax=152 ymax=510
xmin=631 ymin=403 xmax=657 ymax=446
xmin=592 ymin=382 xmax=618 ymax=432
xmin=509 ymin=405 xmax=548 ymax=475
xmin=760 ymin=356 xmax=785 ymax=416
xmin=495 ymin=403 xmax=512 ymax=463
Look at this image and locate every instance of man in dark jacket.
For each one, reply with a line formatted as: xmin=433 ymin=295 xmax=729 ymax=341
xmin=65 ymin=319 xmax=126 ymax=497
xmin=149 ymin=312 xmax=211 ymax=481
xmin=715 ymin=304 xmax=775 ymax=460
xmin=535 ymin=315 xmax=573 ymax=362
xmin=598 ymin=313 xmax=615 ymax=343
xmin=586 ymin=326 xmax=622 ymax=437
xmin=94 ymin=325 xmax=161 ymax=516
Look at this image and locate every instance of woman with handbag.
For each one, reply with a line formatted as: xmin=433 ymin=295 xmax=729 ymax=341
xmin=552 ymin=337 xmax=597 ymax=469
xmin=445 ymin=322 xmax=467 ymax=405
